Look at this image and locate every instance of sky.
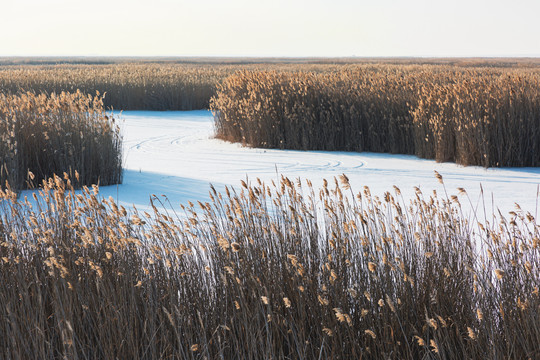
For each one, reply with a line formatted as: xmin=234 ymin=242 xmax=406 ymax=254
xmin=1 ymin=0 xmax=539 ymax=57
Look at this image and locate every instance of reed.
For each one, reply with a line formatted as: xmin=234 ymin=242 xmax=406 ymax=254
xmin=0 ymin=63 xmax=340 ymax=111
xmin=211 ymin=68 xmax=426 ymax=153
xmin=0 ymin=91 xmax=122 ymax=190
xmin=412 ymin=71 xmax=540 ymax=167
xmin=3 ymin=62 xmax=540 ymax=168
xmin=0 ymin=174 xmax=537 ymax=359
xmin=0 ymin=64 xmax=228 ymax=110
xmin=212 ymin=67 xmax=540 ymax=167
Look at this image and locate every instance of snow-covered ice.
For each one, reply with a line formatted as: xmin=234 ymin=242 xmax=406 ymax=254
xmin=96 ymin=110 xmax=540 ymax=216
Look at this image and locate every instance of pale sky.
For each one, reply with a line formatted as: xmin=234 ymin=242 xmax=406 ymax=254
xmin=1 ymin=0 xmax=539 ymax=57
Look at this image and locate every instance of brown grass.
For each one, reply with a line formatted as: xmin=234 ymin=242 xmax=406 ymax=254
xmin=0 ymin=64 xmax=228 ymax=110
xmin=412 ymin=71 xmax=540 ymax=167
xmin=211 ymin=66 xmax=540 ymax=167
xmin=3 ymin=62 xmax=539 ymax=168
xmin=211 ymin=68 xmax=420 ymax=154
xmin=0 ymin=91 xmax=122 ymax=191
xmin=0 ymin=173 xmax=537 ymax=359
xmin=0 ymin=63 xmax=343 ymax=111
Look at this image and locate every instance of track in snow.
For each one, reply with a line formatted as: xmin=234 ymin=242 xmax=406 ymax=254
xmin=97 ymin=110 xmax=540 ymax=215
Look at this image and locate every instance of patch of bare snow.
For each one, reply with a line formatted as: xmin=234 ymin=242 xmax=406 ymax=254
xmin=95 ymin=110 xmax=540 ymax=216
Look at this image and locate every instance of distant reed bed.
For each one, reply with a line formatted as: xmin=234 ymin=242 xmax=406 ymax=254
xmin=0 ymin=63 xmax=341 ymax=111
xmin=3 ymin=62 xmax=540 ymax=167
xmin=0 ymin=91 xmax=122 ymax=190
xmin=0 ymin=64 xmax=228 ymax=110
xmin=212 ymin=67 xmax=540 ymax=167
xmin=0 ymin=174 xmax=537 ymax=359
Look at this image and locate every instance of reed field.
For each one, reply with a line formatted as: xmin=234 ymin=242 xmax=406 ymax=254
xmin=0 ymin=91 xmax=122 ymax=190
xmin=0 ymin=173 xmax=538 ymax=359
xmin=211 ymin=66 xmax=540 ymax=167
xmin=0 ymin=62 xmax=337 ymax=111
xmin=0 ymin=59 xmax=539 ymax=358
xmin=211 ymin=67 xmax=421 ymax=154
xmin=0 ymin=63 xmax=234 ymax=110
xmin=412 ymin=71 xmax=540 ymax=167
xmin=2 ymin=60 xmax=540 ymax=168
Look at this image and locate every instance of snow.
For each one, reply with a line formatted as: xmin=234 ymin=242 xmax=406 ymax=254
xmin=95 ymin=110 xmax=540 ymax=217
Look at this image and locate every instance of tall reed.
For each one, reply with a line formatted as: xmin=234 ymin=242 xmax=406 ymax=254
xmin=412 ymin=71 xmax=540 ymax=167
xmin=0 ymin=91 xmax=122 ymax=190
xmin=0 ymin=174 xmax=537 ymax=359
xmin=2 ymin=62 xmax=539 ymax=171
xmin=0 ymin=64 xmax=228 ymax=110
xmin=211 ymin=69 xmax=419 ymax=154
xmin=0 ymin=63 xmax=344 ymax=111
xmin=212 ymin=68 xmax=540 ymax=167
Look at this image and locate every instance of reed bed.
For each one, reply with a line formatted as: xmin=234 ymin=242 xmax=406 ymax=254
xmin=0 ymin=173 xmax=537 ymax=359
xmin=0 ymin=63 xmax=341 ymax=111
xmin=413 ymin=71 xmax=540 ymax=167
xmin=212 ymin=67 xmax=540 ymax=167
xmin=211 ymin=68 xmax=421 ymax=154
xmin=4 ymin=61 xmax=527 ymax=112
xmin=3 ymin=62 xmax=540 ymax=167
xmin=0 ymin=64 xmax=228 ymax=110
xmin=0 ymin=91 xmax=122 ymax=190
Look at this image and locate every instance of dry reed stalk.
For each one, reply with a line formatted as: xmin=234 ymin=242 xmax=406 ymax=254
xmin=0 ymin=91 xmax=122 ymax=190
xmin=0 ymin=173 xmax=537 ymax=359
xmin=212 ymin=66 xmax=540 ymax=167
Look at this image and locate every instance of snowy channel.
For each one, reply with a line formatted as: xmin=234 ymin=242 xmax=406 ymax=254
xmin=93 ymin=110 xmax=540 ymax=217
